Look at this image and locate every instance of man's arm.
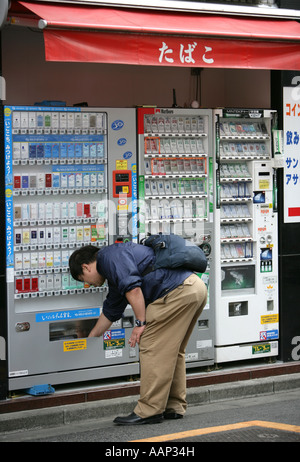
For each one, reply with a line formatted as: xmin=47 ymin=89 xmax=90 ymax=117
xmin=125 ymin=286 xmax=146 ymax=347
xmin=88 ymin=312 xmax=112 ymax=338
xmin=88 ymin=287 xmax=146 ymax=342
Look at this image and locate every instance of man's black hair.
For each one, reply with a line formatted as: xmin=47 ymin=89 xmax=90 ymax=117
xmin=69 ymin=245 xmax=99 ymax=281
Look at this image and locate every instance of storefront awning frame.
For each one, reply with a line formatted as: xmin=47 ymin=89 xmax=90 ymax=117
xmin=12 ymin=0 xmax=300 ymax=20
xmin=7 ymin=1 xmax=300 ymax=70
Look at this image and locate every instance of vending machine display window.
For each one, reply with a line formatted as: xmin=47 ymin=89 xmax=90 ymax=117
xmin=221 ymin=265 xmax=255 ymax=291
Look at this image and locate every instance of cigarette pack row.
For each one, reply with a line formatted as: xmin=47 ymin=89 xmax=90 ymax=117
xmin=219 ymin=121 xmax=268 ymax=137
xmin=221 ymin=224 xmax=251 ymax=239
xmin=220 ymin=142 xmax=267 ymax=157
xmin=220 ymin=163 xmax=251 ymax=178
xmin=144 ymin=115 xmax=205 ymax=134
xmin=145 ymin=138 xmax=205 ymax=155
xmin=12 ymin=111 xmax=105 ymax=131
xmin=146 ymin=198 xmax=206 ymax=220
xmin=14 ymin=224 xmax=106 ymax=248
xmin=145 ymin=157 xmax=206 ymax=175
xmin=15 ymin=248 xmax=72 ymax=271
xmin=13 ymin=171 xmax=105 ymax=190
xmin=144 ymin=178 xmax=206 ymax=196
xmin=220 ymin=182 xmax=251 ymax=199
xmin=14 ymin=200 xmax=106 ymax=222
xmin=221 ymin=242 xmax=253 ymax=260
xmin=220 ymin=204 xmax=251 ymax=219
xmin=15 ymin=273 xmax=87 ymax=294
xmin=12 ymin=140 xmax=105 ymax=161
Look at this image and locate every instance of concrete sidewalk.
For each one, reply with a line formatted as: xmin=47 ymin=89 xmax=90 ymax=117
xmin=0 ymin=361 xmax=300 ymax=436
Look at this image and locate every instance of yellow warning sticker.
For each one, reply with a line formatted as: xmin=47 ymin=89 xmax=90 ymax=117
xmin=116 ymin=160 xmax=128 ymax=170
xmin=63 ymin=339 xmax=87 ymax=352
xmin=259 ymin=179 xmax=270 ymax=190
xmin=261 ymin=314 xmax=279 ymax=324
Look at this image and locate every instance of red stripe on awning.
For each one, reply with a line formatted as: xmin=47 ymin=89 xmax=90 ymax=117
xmin=43 ymin=29 xmax=300 ymax=70
xmin=9 ymin=1 xmax=300 ymax=69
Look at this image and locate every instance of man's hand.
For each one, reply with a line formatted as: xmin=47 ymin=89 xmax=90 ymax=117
xmin=88 ymin=313 xmax=112 ymax=338
xmin=129 ymin=325 xmax=146 ymax=347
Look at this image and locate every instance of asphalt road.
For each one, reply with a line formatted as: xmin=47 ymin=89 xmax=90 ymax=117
xmin=1 ymin=388 xmax=300 ymax=444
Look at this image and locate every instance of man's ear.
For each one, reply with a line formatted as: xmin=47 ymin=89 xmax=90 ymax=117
xmin=81 ymin=263 xmax=91 ymax=273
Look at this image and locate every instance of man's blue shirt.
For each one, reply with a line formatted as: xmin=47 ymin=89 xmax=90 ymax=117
xmin=97 ymin=242 xmax=192 ymax=322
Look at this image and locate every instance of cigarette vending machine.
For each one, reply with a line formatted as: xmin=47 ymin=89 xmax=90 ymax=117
xmin=4 ymin=106 xmax=139 ymax=392
xmin=214 ymin=108 xmax=279 ymax=363
xmin=137 ymin=107 xmax=215 ymax=368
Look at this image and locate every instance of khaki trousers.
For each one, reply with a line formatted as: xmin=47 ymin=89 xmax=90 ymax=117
xmin=134 ymin=273 xmax=207 ymax=418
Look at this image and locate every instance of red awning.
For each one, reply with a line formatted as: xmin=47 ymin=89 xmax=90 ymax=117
xmin=8 ymin=1 xmax=300 ymax=69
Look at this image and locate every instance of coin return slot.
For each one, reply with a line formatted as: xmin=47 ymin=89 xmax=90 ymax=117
xmin=229 ymin=301 xmax=248 ymax=317
xmin=198 ymin=319 xmax=209 ymax=329
xmin=122 ymin=316 xmax=134 ymax=328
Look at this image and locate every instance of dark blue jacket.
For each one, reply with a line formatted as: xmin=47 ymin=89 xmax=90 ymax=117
xmin=97 ymin=242 xmax=192 ymax=322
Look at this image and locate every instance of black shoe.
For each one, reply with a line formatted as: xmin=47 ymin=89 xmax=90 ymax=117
xmin=113 ymin=412 xmax=163 ymax=425
xmin=163 ymin=411 xmax=183 ymax=420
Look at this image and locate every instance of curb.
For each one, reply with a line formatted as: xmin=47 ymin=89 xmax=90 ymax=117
xmin=1 ymin=372 xmax=300 ymax=435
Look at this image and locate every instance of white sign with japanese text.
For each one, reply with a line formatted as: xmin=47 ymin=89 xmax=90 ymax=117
xmin=283 ymin=87 xmax=300 ymax=223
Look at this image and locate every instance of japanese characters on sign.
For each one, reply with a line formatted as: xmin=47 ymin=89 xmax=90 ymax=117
xmin=158 ymin=41 xmax=214 ymax=65
xmin=283 ymin=86 xmax=300 ymax=223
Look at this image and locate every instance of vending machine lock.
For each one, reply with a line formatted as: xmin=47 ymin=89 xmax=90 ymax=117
xmin=200 ymin=242 xmax=211 ymax=257
xmin=15 ymin=322 xmax=30 ymax=332
xmin=266 ymin=234 xmax=273 ymax=244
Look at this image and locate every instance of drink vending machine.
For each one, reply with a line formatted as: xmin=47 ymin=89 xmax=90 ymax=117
xmin=137 ymin=107 xmax=215 ymax=367
xmin=213 ymin=108 xmax=279 ymax=363
xmin=4 ymin=105 xmax=139 ymax=392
